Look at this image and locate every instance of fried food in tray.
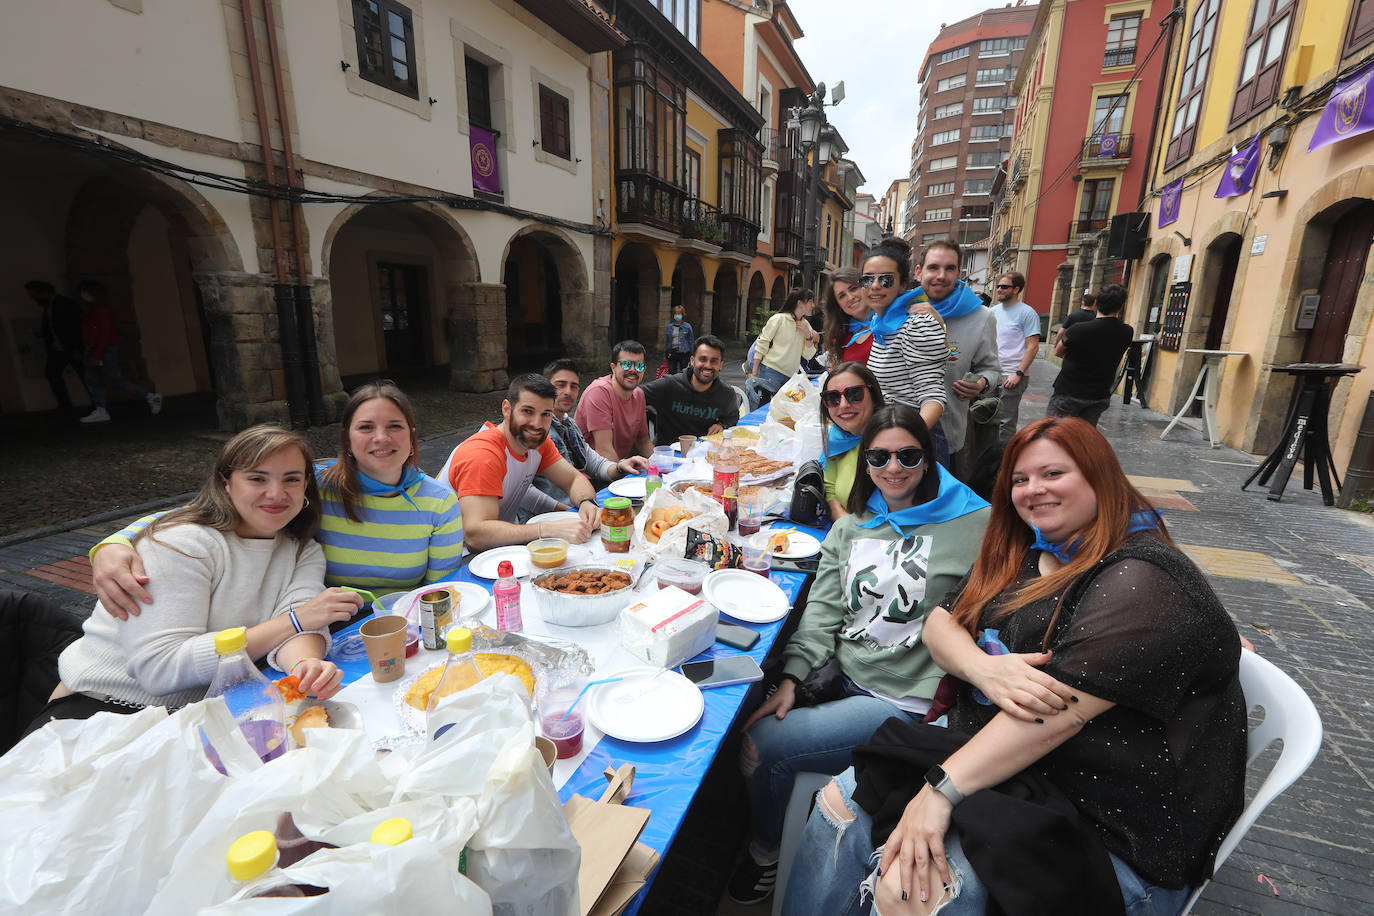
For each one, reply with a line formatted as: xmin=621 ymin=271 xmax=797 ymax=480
xmin=536 ymin=569 xmax=632 ymax=594
xmin=706 ymin=447 xmax=792 ymax=477
xmin=404 ymin=653 xmax=536 ymax=709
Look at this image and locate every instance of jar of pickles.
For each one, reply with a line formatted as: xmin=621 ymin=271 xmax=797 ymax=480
xmin=601 ymin=496 xmax=634 ymax=553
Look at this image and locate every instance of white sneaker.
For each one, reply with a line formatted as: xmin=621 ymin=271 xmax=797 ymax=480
xmin=147 ymin=392 xmax=163 ymax=415
xmin=80 ymin=407 xmax=111 ymax=424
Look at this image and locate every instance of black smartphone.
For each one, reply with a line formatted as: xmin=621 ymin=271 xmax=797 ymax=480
xmin=680 ymin=655 xmax=766 ymax=689
xmin=716 ymin=622 xmax=760 ymax=650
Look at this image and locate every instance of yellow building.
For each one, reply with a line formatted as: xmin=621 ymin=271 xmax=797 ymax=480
xmin=1126 ymin=0 xmax=1374 ymax=482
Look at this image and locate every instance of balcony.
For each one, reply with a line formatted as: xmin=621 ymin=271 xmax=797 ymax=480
xmin=773 ymin=226 xmax=802 ymax=263
xmin=680 ymin=198 xmax=724 ymax=247
xmin=1069 ymin=217 xmax=1109 ymax=239
xmin=1103 ymin=47 xmax=1136 ymax=68
xmin=1010 ymin=151 xmax=1029 ymax=189
xmin=1081 ymin=133 xmax=1133 ymax=163
xmin=1002 ymin=226 xmax=1021 ymax=250
xmin=719 ymin=214 xmax=760 ymax=257
xmin=616 ymin=171 xmax=687 ymax=235
xmin=759 ymin=127 xmax=784 ymax=173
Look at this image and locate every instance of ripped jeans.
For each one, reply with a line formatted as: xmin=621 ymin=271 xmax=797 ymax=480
xmin=781 ymin=768 xmax=1193 ymax=916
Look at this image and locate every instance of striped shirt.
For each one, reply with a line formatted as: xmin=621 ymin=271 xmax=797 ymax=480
xmin=866 ymin=311 xmax=948 ymax=412
xmin=97 ymin=471 xmax=465 ymax=593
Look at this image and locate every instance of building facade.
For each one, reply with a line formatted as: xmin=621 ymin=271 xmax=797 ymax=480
xmin=1123 ymin=0 xmax=1374 ymax=476
xmin=876 ymin=178 xmax=909 ymax=239
xmin=992 ymin=0 xmax=1171 ymax=316
xmin=1 ymin=0 xmax=623 ymax=424
xmin=904 ymin=5 xmax=1036 ymax=256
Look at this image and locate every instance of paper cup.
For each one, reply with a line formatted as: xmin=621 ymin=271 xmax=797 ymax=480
xmin=678 ymin=435 xmax=697 ymax=457
xmin=360 ymin=614 xmax=408 ymax=683
xmin=535 ymin=736 xmax=557 ymax=773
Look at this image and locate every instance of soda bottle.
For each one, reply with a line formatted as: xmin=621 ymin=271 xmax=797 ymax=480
xmin=203 ymin=627 xmax=286 ymax=770
xmin=713 ymin=428 xmax=740 ymax=529
xmin=645 ymin=463 xmax=662 ymax=499
xmin=493 ymin=559 xmax=523 ymax=632
xmin=221 ymin=830 xmax=325 ymax=899
xmin=426 ymin=627 xmax=485 ymax=741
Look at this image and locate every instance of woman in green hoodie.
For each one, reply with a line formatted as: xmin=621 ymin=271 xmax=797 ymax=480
xmin=726 ymin=404 xmax=990 ymax=906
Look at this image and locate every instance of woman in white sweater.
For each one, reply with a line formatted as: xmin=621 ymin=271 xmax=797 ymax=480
xmin=747 ymin=288 xmax=820 ymax=410
xmin=33 ymin=426 xmax=362 ymax=726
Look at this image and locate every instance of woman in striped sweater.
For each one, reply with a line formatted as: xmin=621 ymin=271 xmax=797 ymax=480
xmin=91 ymin=381 xmax=465 ymax=619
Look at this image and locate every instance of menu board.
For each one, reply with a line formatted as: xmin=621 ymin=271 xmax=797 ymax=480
xmin=1158 ymin=281 xmax=1191 ymax=352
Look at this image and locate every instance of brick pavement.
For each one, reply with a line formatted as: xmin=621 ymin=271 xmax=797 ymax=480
xmin=5 ymin=354 xmax=1372 ymax=915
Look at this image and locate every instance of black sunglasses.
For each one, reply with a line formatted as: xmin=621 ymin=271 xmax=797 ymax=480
xmin=864 ymin=446 xmax=925 ymax=470
xmin=822 ymin=385 xmax=868 ymax=408
xmin=995 ymin=283 xmax=1014 ymax=290
xmin=859 ymin=273 xmax=897 ymax=289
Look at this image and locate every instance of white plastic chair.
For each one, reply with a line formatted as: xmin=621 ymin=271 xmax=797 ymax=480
xmin=1180 ymin=649 xmax=1323 ymax=913
xmin=772 ymin=771 xmax=829 ymax=916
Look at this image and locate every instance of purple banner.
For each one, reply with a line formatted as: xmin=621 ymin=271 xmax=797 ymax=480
xmin=1309 ymin=60 xmax=1374 ymax=152
xmin=469 ymin=126 xmax=501 ymax=194
xmin=1214 ymin=135 xmax=1261 ymax=199
xmin=1098 ymin=133 xmax=1119 ymax=157
xmin=1158 ymin=178 xmax=1183 ymax=228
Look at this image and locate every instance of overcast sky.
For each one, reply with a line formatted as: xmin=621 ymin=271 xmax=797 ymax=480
xmin=784 ymin=0 xmax=1014 ymax=196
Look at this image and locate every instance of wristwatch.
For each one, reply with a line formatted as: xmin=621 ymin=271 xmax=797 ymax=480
xmin=1012 ymin=369 xmax=1025 ymax=377
xmin=578 ymin=497 xmax=599 ymax=511
xmin=924 ymin=765 xmax=965 ymax=806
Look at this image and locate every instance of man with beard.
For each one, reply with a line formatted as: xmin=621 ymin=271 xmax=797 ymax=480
xmin=443 ymin=374 xmax=601 ymax=551
xmin=640 ymin=335 xmax=739 ymax=445
xmin=533 ymin=359 xmax=649 ymax=506
xmin=575 ymin=340 xmax=654 ymax=462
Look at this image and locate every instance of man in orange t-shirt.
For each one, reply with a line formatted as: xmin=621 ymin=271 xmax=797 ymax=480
xmin=442 ymin=374 xmax=602 ymax=552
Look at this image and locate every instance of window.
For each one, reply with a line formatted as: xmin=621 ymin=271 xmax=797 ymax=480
xmin=934 ymin=102 xmax=964 ymax=119
xmin=925 ymin=208 xmax=953 ymax=222
xmin=1165 ymin=0 xmax=1220 ymax=167
xmin=613 ymin=45 xmax=685 ymax=182
xmin=976 ymin=68 xmax=1007 ymax=86
xmin=964 ymin=178 xmax=992 ymax=195
xmin=970 ymin=124 xmax=1002 ymax=140
xmin=980 ymin=37 xmax=1013 ymax=55
xmin=685 ymin=149 xmax=701 ymax=198
xmin=968 ymin=150 xmax=1000 ymax=168
xmin=1231 ymin=0 xmax=1295 ymax=126
xmin=972 ymin=96 xmax=1004 ymax=113
xmin=466 ymin=57 xmax=492 ymax=129
xmin=961 ymin=204 xmax=992 ymax=220
xmin=538 ymin=86 xmax=570 ymax=159
xmin=923 ymin=232 xmax=946 ymax=244
xmin=1092 ymin=93 xmax=1129 ymax=135
xmin=937 ymin=74 xmax=968 ymax=92
xmin=927 ymin=181 xmax=955 ymax=195
xmin=647 ymin=0 xmax=702 ymax=47
xmin=1013 ymin=37 xmax=1027 ymax=50
xmin=928 ymin=155 xmax=958 ymax=171
xmin=931 ymin=129 xmax=960 ymax=145
xmin=1348 ymin=0 xmax=1374 ymax=53
xmin=354 ymin=0 xmax=418 ymax=99
xmin=1104 ymin=13 xmax=1140 ymax=67
xmin=940 ymin=45 xmax=971 ymax=64
xmin=1003 ymin=122 xmax=1015 ymax=137
xmin=718 ymin=128 xmax=763 ymax=224
xmin=1077 ymin=177 xmax=1114 ymax=230
xmin=824 ymin=213 xmax=832 ymax=252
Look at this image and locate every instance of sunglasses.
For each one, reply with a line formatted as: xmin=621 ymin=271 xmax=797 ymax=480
xmin=616 ymin=360 xmax=647 ymax=372
xmin=864 ymin=446 xmax=925 ymax=470
xmin=822 ymin=385 xmax=868 ymax=408
xmin=859 ymin=273 xmax=897 ymax=289
xmin=995 ymin=283 xmax=1014 ymax=290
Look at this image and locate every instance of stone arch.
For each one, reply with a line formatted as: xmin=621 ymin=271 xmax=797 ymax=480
xmin=500 ymin=223 xmax=592 ymax=367
xmin=712 ymin=263 xmax=741 ymax=339
xmin=746 ymin=271 xmax=767 ymax=336
xmin=769 ymin=274 xmax=787 ymax=313
xmin=612 ymin=242 xmax=663 ymax=348
xmin=671 ymin=254 xmax=708 ymax=336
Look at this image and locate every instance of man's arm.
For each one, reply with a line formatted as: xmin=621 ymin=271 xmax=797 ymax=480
xmin=1003 ymin=335 xmax=1040 ymax=390
xmin=540 ymin=458 xmax=601 ymax=540
xmin=589 ymin=428 xmax=619 ymax=462
xmin=458 ymin=494 xmax=540 ymax=552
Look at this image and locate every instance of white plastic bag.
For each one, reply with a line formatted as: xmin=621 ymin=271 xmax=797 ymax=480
xmin=632 ymin=485 xmax=727 ymax=558
xmin=767 ymin=370 xmax=820 ymax=428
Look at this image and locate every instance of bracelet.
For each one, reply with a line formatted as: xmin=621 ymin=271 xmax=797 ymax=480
xmin=578 ymin=497 xmax=598 ymax=510
xmin=288 ymin=608 xmax=303 ymax=634
xmin=290 ymin=659 xmax=308 ymax=673
xmin=538 ymin=522 xmax=543 ymax=539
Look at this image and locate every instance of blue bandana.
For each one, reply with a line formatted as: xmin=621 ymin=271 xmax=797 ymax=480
xmin=820 ymin=424 xmax=864 ymax=468
xmin=1029 ymin=510 xmax=1160 ymax=563
xmin=857 ymin=464 xmax=989 ymax=537
xmin=865 ymin=290 xmax=923 ymax=347
xmin=355 ymin=464 xmax=424 ymax=509
xmin=909 ymin=280 xmax=983 ymax=321
xmin=843 ymin=316 xmax=874 ymax=349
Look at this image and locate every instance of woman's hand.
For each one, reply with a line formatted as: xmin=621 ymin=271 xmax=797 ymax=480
xmin=290 ymin=657 xmax=344 ymax=699
xmin=93 ymin=543 xmax=152 ymax=619
xmin=879 ymin=785 xmax=954 ymax=907
xmin=294 ymin=588 xmax=364 ymax=632
xmin=742 ymin=677 xmax=796 ymax=731
xmin=971 ymin=650 xmax=1077 ymax=721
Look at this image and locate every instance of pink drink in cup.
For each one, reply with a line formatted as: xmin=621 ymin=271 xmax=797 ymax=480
xmin=538 ymin=680 xmax=587 ymax=759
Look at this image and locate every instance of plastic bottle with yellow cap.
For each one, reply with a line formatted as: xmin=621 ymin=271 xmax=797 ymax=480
xmin=370 ymin=817 xmax=414 ymax=846
xmin=426 ymin=628 xmax=485 ymax=741
xmin=221 ymin=830 xmax=324 ymax=900
xmin=202 ymin=627 xmax=287 ymax=772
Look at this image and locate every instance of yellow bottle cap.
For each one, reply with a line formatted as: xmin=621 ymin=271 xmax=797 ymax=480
xmin=446 ymin=628 xmax=473 ymax=654
xmin=370 ymin=817 xmax=413 ymax=846
xmin=226 ymin=830 xmax=277 ymax=882
xmin=214 ymin=627 xmax=248 ymax=655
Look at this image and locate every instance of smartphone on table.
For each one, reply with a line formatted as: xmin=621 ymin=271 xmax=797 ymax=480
xmin=716 ymin=622 xmax=760 ymax=650
xmin=679 ymin=655 xmax=766 ymax=689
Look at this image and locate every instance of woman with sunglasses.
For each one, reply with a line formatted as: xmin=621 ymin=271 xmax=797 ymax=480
xmin=782 ymin=417 xmax=1245 ymax=916
xmin=819 ymin=361 xmax=885 ymax=520
xmin=728 ymin=405 xmax=990 ymax=906
xmin=747 ymin=288 xmax=819 ymax=410
xmin=856 ymin=239 xmax=947 ymax=431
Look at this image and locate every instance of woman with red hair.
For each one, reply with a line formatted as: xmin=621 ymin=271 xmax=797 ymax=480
xmin=782 ymin=417 xmax=1247 ymax=916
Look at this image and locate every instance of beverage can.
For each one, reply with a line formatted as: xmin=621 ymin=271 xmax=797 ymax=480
xmin=418 ymin=589 xmax=452 ymax=650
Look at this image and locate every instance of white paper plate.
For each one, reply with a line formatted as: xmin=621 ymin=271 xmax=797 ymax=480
xmin=527 ymin=511 xmax=577 ymax=526
xmin=703 ymin=569 xmax=790 ymax=623
xmin=751 ymin=527 xmax=822 ymax=560
xmin=608 ymin=477 xmax=648 ymax=499
xmin=468 ymin=545 xmax=531 ymax=579
xmin=586 ymin=667 xmax=704 ymax=743
xmin=450 ymin=581 xmax=493 ymax=620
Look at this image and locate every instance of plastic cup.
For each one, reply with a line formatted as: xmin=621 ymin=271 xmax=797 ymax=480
xmin=538 ymin=678 xmax=587 ymax=759
xmin=738 ymin=500 xmax=764 ymax=538
xmin=360 ymin=614 xmax=408 ymax=683
xmin=656 ymin=557 xmax=709 ymax=594
xmin=678 ymin=435 xmax=697 ymax=458
xmin=653 ymin=445 xmax=677 ymax=473
xmin=743 ymin=541 xmax=771 ymax=577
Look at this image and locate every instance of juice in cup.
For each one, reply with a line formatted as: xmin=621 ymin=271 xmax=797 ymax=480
xmin=540 ymin=710 xmax=584 ymax=759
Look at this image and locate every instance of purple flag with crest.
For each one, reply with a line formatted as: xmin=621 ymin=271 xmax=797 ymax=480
xmin=469 ymin=126 xmax=501 ymax=194
xmin=1214 ymin=136 xmax=1261 ymax=199
xmin=1309 ymin=60 xmax=1374 ymax=152
xmin=1158 ymin=178 xmax=1183 ymax=228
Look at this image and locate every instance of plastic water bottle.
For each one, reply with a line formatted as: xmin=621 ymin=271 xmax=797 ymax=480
xmin=426 ymin=627 xmax=485 ymax=741
xmin=203 ymin=627 xmax=286 ymax=770
xmin=645 ymin=463 xmax=662 ymax=499
xmin=222 ymin=830 xmax=323 ymax=900
xmin=713 ymin=428 xmax=740 ymax=529
xmin=493 ymin=559 xmax=523 ymax=632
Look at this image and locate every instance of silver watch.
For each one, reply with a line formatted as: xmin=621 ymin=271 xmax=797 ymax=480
xmin=924 ymin=765 xmax=965 ymax=806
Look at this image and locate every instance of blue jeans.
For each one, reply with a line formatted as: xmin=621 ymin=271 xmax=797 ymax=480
xmin=744 ymin=685 xmax=917 ymax=854
xmin=930 ymin=420 xmax=952 ymax=469
xmin=84 ymin=345 xmax=149 ymax=409
xmin=782 ymin=768 xmax=1192 ymax=916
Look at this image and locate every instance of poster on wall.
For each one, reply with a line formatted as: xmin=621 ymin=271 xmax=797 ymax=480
xmin=1159 ymin=281 xmax=1192 ymax=352
xmin=1309 ymin=60 xmax=1374 ymax=152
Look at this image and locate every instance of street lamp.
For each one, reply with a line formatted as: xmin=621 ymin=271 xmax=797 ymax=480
xmin=794 ymin=82 xmax=843 ymax=291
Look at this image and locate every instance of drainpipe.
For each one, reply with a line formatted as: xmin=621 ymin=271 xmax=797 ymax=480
xmin=239 ymin=0 xmax=308 ymax=427
xmin=1338 ymin=392 xmax=1374 ymax=509
xmin=261 ymin=0 xmax=326 ymax=424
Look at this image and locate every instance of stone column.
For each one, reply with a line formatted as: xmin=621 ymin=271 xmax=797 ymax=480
xmin=1054 ymin=262 xmax=1075 ymax=326
xmin=306 ymin=275 xmax=352 ymax=421
xmin=193 ymin=270 xmax=291 ymax=429
xmin=450 ymin=281 xmax=509 ymax=392
xmin=699 ymin=290 xmax=716 ymax=337
xmin=590 ymin=234 xmax=612 ymax=352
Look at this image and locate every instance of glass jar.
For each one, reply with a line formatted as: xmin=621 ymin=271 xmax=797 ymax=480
xmin=600 ymin=496 xmax=634 ymax=553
